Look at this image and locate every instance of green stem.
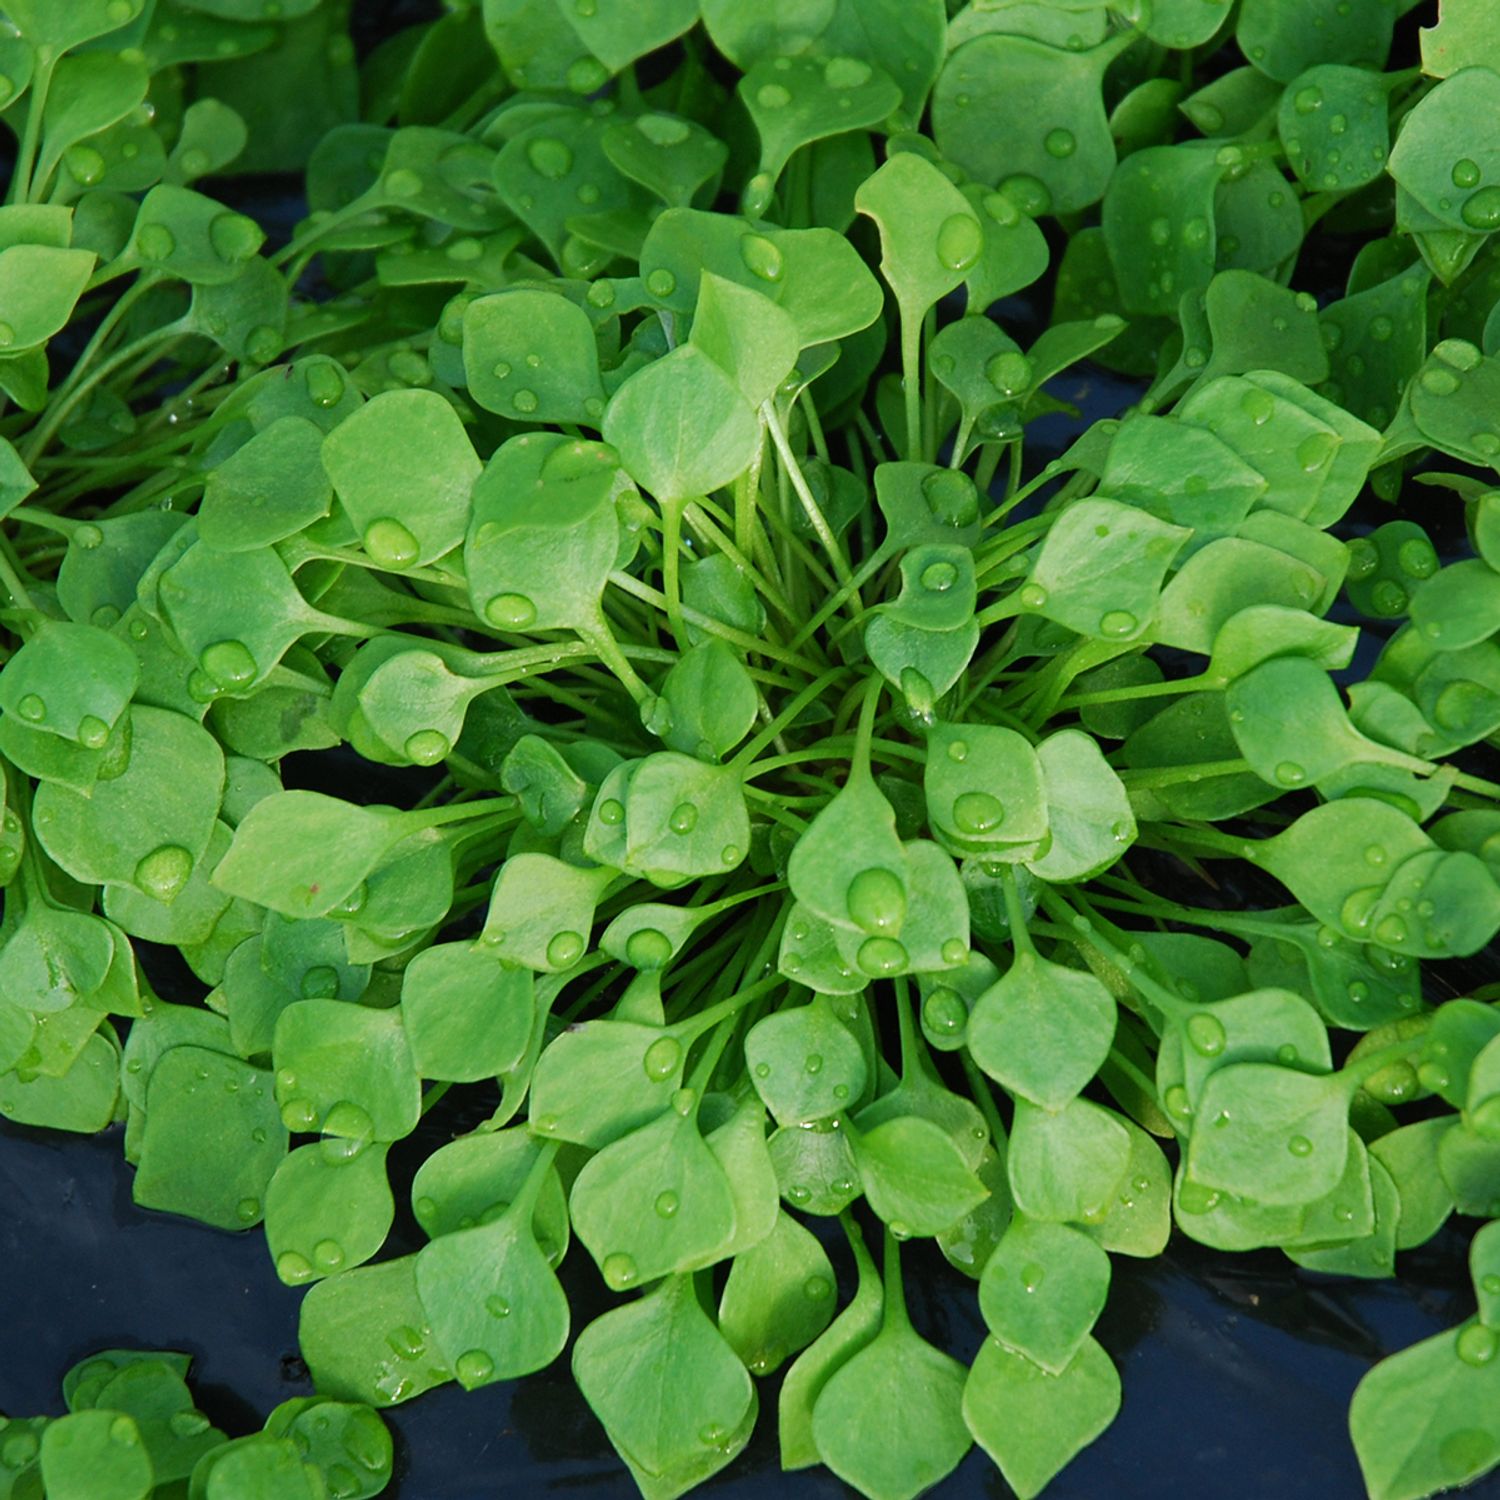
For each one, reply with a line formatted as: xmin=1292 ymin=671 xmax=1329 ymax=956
xmin=900 ymin=311 xmax=922 ymax=463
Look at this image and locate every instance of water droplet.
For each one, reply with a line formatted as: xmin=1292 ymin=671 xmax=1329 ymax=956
xmin=921 ymin=560 xmax=958 ymax=592
xmin=642 ymin=1035 xmax=681 ymax=1082
xmin=923 ymin=988 xmax=967 ymax=1036
xmin=169 ymin=1410 xmax=211 ymax=1439
xmin=135 ymin=845 xmax=193 ymax=902
xmin=1186 ymin=1013 xmax=1227 ymax=1057
xmin=986 ymin=350 xmax=1032 ymax=395
xmin=485 ymin=592 xmax=537 ymax=629
xmin=546 ymin=929 xmax=584 ymax=968
xmin=1098 ymin=609 xmax=1138 ymax=639
xmin=197 ymin=638 xmax=257 ymax=691
xmin=857 ymin=936 xmax=907 ymax=976
xmin=1286 ymin=1134 xmax=1313 ymax=1158
xmin=1021 ymin=1261 xmax=1046 ymax=1292
xmin=756 ymin=82 xmax=791 ymax=109
xmin=455 ymin=1349 xmax=495 ymax=1386
xmin=1463 ymin=186 xmax=1500 ymax=230
xmin=846 ymin=866 xmax=906 ymax=934
xmin=364 ymin=517 xmax=420 ymax=568
xmin=935 ymin=212 xmax=982 ymax=273
xmin=525 ymin=136 xmax=573 ymax=181
xmin=1417 ymin=1060 xmax=1450 ymax=1093
xmin=602 ymin=1251 xmax=639 ymax=1289
xmin=598 ymin=797 xmax=625 ymax=825
xmin=733 ymin=233 xmax=785 ymax=287
xmin=626 ymin=928 xmax=673 ymax=970
xmin=1274 ymin=761 xmax=1306 ymax=787
xmin=1421 ymin=365 xmax=1462 ymax=397
xmin=1163 ymin=1084 xmax=1191 ymax=1119
xmin=644 ymin=267 xmax=677 ymax=299
xmin=1452 ymin=158 xmax=1483 ymax=190
xmin=137 ymin=223 xmax=176 ymax=261
xmin=803 ymin=1052 xmax=823 ymax=1076
xmin=655 ymin=1190 xmax=679 ymax=1218
xmin=952 ymin=790 xmax=1005 ymax=835
xmin=511 ymin=387 xmax=539 ymax=415
xmin=387 ymin=1325 xmax=427 ymax=1361
xmin=278 ymin=1250 xmax=314 ymax=1284
xmin=1038 ymin=127 xmax=1077 ymax=162
xmin=669 ymin=801 xmax=698 ymax=835
xmin=313 ymin=1238 xmax=345 ymax=1270
xmin=1295 ymin=431 xmax=1337 ymax=472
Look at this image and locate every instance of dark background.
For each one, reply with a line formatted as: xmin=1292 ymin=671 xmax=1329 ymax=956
xmin=6 ymin=2 xmax=1500 ymax=1498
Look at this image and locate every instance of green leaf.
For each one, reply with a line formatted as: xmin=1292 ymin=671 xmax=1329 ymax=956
xmin=272 ymin=999 xmax=421 ymax=1142
xmin=463 ymin=289 xmax=605 ymax=425
xmin=572 ymin=1274 xmax=754 ymax=1476
xmin=1351 ymin=1320 xmax=1500 ymax=1500
xmin=969 ymin=953 xmax=1116 ymax=1110
xmin=855 ymin=151 xmax=982 ymax=327
xmin=401 ymin=943 xmax=533 ymax=1082
xmin=963 ymin=1335 xmax=1121 ymax=1500
xmin=569 ymin=1101 xmax=739 ymax=1287
xmin=603 ymin=344 xmax=759 ymax=504
xmin=1025 ymin=729 xmax=1136 ymax=883
xmin=740 ymin=53 xmax=900 ymax=184
xmin=321 ymin=389 xmax=480 ymax=567
xmin=933 ymin=31 xmax=1130 ymax=214
xmin=1185 ymin=1063 xmax=1350 ymax=1205
xmin=811 ymin=1282 xmax=971 ymax=1500
xmin=415 ymin=1200 xmax=569 ymax=1387
xmin=746 ymin=995 xmax=868 ymax=1126
xmin=133 ymin=1045 xmax=285 ymax=1230
xmin=465 ymin=432 xmax=623 ymax=633
xmin=851 ymin=1114 xmax=988 ymax=1235
xmin=199 ymin=417 xmax=331 ymax=552
xmin=1007 ymin=1097 xmax=1130 ymax=1224
xmin=264 ymin=1139 xmax=393 ymax=1285
xmin=719 ymin=1209 xmax=837 ymax=1376
xmin=298 ymin=1255 xmax=453 ymax=1407
xmin=39 ymin=1410 xmax=151 ymax=1500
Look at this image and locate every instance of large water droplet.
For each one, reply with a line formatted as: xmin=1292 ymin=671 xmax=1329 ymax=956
xmin=654 ymin=1190 xmax=679 ymax=1218
xmin=313 ymin=1238 xmax=345 ymax=1271
xmin=755 ymin=82 xmax=791 ymax=109
xmin=137 ymin=223 xmax=176 ymax=261
xmin=526 ymin=137 xmax=573 ymax=180
xmin=546 ymin=929 xmax=584 ymax=968
xmin=602 ymin=1251 xmax=639 ymax=1289
xmin=952 ymin=791 xmax=1004 ymax=834
xmin=364 ymin=517 xmax=420 ymax=568
xmin=1044 ymin=127 xmax=1076 ymax=158
xmin=136 ymin=845 xmax=193 ymax=902
xmin=1186 ymin=1012 xmax=1227 ymax=1058
xmin=455 ymin=1349 xmax=495 ymax=1386
xmin=739 ymin=233 xmax=783 ymax=282
xmin=1098 ymin=609 xmax=1137 ymax=638
xmin=1462 ymin=186 xmax=1500 ymax=231
xmin=935 ymin=212 xmax=982 ymax=273
xmin=642 ymin=1035 xmax=682 ymax=1081
xmin=278 ymin=1250 xmax=314 ymax=1284
xmin=201 ymin=639 xmax=258 ymax=689
xmin=210 ymin=211 xmax=262 ymax=262
xmin=404 ymin=729 xmax=449 ymax=766
xmin=485 ymin=593 xmax=537 ymax=629
xmin=669 ymin=801 xmax=698 ymax=834
xmin=923 ymin=988 xmax=968 ymax=1036
xmin=846 ymin=866 xmax=906 ymax=934
xmin=856 ymin=935 xmax=908 ymax=976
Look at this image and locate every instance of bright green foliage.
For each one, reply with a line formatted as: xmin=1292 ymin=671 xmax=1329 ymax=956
xmin=2 ymin=8 xmax=1500 ymax=1500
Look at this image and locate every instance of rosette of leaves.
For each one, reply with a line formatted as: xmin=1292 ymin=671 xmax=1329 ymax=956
xmin=2 ymin=3 xmax=1500 ymax=1500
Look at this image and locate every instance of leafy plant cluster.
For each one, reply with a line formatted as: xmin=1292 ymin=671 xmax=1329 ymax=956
xmin=0 ymin=1347 xmax=392 ymax=1500
xmin=3 ymin=0 xmax=1500 ymax=1497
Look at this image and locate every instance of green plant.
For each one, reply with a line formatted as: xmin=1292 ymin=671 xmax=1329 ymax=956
xmin=4 ymin=1 xmax=1500 ymax=1498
